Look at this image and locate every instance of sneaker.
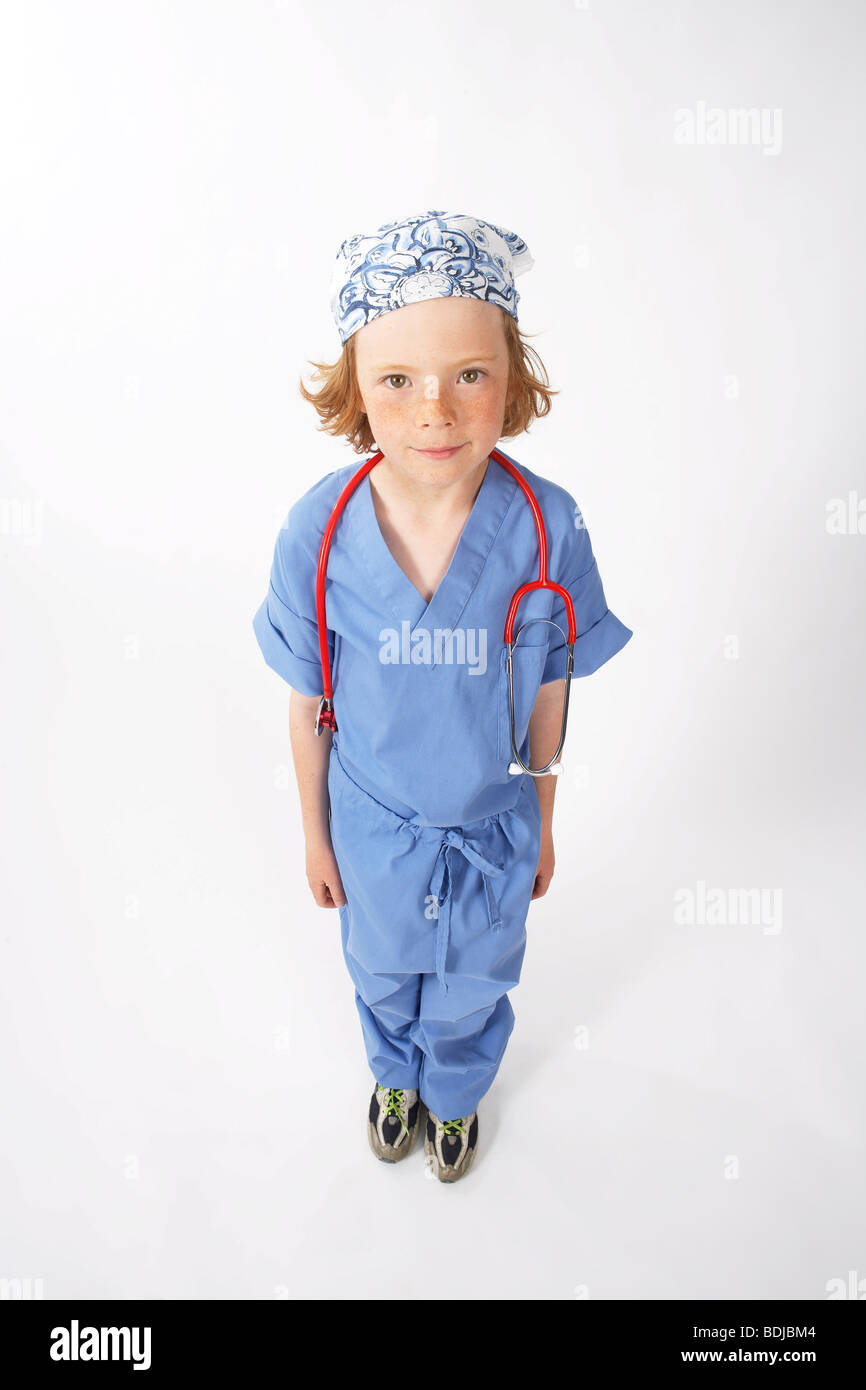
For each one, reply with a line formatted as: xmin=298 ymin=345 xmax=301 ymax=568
xmin=367 ymin=1083 xmax=421 ymax=1162
xmin=424 ymin=1110 xmax=479 ymax=1182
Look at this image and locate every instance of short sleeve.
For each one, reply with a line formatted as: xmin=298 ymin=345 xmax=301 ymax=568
xmin=252 ymin=504 xmax=329 ymax=697
xmin=541 ymin=501 xmax=633 ymax=684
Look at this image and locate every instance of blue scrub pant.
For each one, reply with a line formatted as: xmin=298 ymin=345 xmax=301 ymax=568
xmin=327 ymin=746 xmax=541 ymax=1120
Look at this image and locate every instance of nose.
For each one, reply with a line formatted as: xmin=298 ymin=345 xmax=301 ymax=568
xmin=414 ymin=377 xmax=456 ymax=429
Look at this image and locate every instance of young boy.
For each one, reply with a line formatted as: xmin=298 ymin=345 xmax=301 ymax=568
xmin=253 ymin=210 xmax=632 ymax=1182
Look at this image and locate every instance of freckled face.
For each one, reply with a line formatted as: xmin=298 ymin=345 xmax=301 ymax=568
xmin=352 ymin=297 xmax=512 ymax=487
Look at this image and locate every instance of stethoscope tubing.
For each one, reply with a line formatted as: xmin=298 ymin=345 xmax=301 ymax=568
xmin=313 ymin=448 xmax=576 ymax=774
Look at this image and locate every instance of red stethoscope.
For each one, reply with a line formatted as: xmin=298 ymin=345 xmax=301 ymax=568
xmin=314 ymin=447 xmax=576 ymax=776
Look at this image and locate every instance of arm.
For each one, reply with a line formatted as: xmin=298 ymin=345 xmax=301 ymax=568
xmin=527 ymin=678 xmax=566 ymax=900
xmin=289 ymin=689 xmax=346 ymax=909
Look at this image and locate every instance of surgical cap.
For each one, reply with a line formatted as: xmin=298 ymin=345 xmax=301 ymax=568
xmin=328 ymin=209 xmax=534 ymax=345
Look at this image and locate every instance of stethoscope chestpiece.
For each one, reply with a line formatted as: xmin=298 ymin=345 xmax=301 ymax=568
xmin=315 ymin=695 xmax=337 ymax=736
xmin=506 ymin=619 xmax=575 ymax=778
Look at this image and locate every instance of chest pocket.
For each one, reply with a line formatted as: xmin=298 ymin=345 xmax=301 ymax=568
xmin=497 ymin=640 xmax=550 ymax=763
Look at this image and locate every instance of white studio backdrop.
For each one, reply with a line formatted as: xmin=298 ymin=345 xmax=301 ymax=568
xmin=1 ymin=0 xmax=864 ymax=1300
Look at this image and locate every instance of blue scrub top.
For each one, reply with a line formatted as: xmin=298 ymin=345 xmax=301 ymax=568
xmin=253 ymin=448 xmax=632 ymax=827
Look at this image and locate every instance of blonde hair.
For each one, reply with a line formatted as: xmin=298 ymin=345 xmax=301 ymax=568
xmin=298 ymin=309 xmax=558 ymax=454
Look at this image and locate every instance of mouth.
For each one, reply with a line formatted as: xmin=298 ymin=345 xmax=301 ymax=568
xmin=412 ymin=444 xmax=467 ymax=459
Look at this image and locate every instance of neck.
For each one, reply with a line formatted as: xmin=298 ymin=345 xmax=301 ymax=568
xmin=372 ymin=452 xmax=490 ymax=518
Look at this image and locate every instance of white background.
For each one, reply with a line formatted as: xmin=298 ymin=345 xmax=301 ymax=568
xmin=1 ymin=0 xmax=864 ymax=1300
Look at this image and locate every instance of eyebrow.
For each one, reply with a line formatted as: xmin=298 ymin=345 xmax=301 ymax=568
xmin=369 ymin=355 xmax=500 ymax=371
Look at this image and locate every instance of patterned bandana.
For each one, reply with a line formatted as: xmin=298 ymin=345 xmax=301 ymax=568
xmin=329 ymin=209 xmax=534 ymax=345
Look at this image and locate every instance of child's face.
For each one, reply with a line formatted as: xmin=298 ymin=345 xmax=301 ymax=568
xmin=352 ymin=297 xmax=511 ymax=485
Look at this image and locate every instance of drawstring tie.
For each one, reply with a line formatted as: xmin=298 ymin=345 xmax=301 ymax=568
xmin=426 ymin=829 xmax=504 ymax=993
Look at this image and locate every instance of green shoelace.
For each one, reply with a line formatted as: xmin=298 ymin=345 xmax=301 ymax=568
xmin=376 ymin=1085 xmax=465 ymax=1140
xmin=378 ymin=1085 xmax=410 ymax=1136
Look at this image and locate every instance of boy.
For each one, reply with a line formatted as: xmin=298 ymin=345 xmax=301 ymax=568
xmin=254 ymin=211 xmax=632 ymax=1181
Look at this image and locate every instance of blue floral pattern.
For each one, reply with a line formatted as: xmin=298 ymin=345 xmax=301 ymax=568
xmin=329 ymin=210 xmax=534 ymax=344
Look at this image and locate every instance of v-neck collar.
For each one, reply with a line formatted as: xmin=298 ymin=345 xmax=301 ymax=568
xmin=347 ymin=453 xmax=518 ymax=649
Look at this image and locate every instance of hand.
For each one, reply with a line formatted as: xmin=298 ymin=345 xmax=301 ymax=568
xmin=531 ymin=829 xmax=555 ymax=900
xmin=305 ymin=837 xmax=347 ymax=909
